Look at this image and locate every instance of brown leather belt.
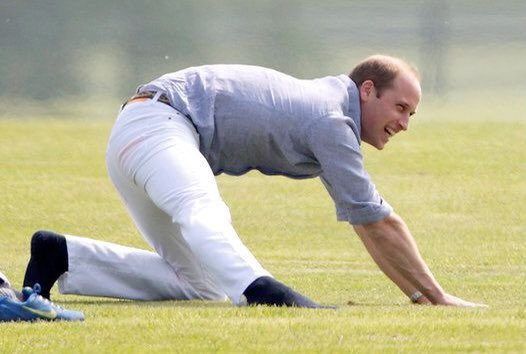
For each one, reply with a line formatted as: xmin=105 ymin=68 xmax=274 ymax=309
xmin=122 ymin=91 xmax=172 ymax=109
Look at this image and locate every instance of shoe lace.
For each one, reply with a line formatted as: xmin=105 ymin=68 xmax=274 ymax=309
xmin=32 ymin=283 xmax=42 ymax=294
xmin=31 ymin=283 xmax=63 ymax=310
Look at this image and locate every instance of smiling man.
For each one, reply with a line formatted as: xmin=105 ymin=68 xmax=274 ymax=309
xmin=353 ymin=57 xmax=420 ymax=150
xmin=24 ymin=55 xmax=484 ymax=307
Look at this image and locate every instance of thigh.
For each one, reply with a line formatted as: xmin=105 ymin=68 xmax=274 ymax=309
xmin=106 ymin=108 xmax=226 ymax=299
xmin=131 ymin=142 xmax=270 ymax=303
xmin=107 ymin=105 xmax=269 ymax=303
xmin=107 ymin=156 xmax=226 ymax=299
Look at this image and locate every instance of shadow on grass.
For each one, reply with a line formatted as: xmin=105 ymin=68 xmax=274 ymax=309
xmin=56 ymin=297 xmax=409 ymax=309
xmin=55 ymin=297 xmax=233 ymax=308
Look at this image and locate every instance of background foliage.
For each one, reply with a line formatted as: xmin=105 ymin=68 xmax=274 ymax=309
xmin=1 ymin=0 xmax=525 ymax=103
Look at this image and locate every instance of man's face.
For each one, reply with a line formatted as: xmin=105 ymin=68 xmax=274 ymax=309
xmin=359 ymin=71 xmax=421 ymax=150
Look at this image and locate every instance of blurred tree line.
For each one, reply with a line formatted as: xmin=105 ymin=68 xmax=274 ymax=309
xmin=1 ymin=0 xmax=525 ymax=101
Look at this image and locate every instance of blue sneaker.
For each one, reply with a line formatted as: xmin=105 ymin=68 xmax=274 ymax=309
xmin=0 ymin=286 xmax=84 ymax=322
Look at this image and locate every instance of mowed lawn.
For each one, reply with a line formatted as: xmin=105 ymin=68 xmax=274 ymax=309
xmin=0 ymin=113 xmax=524 ymax=353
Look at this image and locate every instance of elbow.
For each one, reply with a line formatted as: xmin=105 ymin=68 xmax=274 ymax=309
xmin=353 ymin=212 xmax=405 ymax=241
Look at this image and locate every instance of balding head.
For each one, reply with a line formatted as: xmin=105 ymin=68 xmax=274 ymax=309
xmin=352 ymin=55 xmax=422 ymax=150
xmin=350 ymin=54 xmax=420 ymax=97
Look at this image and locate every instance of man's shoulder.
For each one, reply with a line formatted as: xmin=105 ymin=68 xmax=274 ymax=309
xmin=306 ymin=114 xmax=362 ymax=153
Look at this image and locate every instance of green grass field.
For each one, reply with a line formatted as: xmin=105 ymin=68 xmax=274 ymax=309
xmin=0 ymin=112 xmax=525 ymax=353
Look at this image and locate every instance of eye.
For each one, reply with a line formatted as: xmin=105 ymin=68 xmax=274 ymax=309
xmin=396 ymin=104 xmax=405 ymax=112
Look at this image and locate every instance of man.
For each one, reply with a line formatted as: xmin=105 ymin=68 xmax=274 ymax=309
xmin=0 ymin=270 xmax=84 ymax=321
xmin=23 ymin=55 xmax=484 ymax=307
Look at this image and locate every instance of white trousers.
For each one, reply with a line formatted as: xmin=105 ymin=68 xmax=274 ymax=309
xmin=58 ymin=99 xmax=271 ymax=304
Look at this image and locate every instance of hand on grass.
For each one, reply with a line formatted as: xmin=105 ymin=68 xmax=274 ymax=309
xmin=413 ymin=295 xmax=431 ymax=305
xmin=437 ymin=293 xmax=487 ymax=307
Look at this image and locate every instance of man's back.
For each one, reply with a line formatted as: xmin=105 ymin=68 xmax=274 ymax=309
xmin=140 ymin=65 xmax=360 ymax=177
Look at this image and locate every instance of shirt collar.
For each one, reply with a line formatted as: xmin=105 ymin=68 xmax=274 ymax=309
xmin=339 ymin=75 xmax=362 ymax=144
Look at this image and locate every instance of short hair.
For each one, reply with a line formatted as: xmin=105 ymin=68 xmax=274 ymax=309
xmin=349 ymin=55 xmax=420 ymax=96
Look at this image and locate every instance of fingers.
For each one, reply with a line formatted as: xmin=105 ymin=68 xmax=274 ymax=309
xmin=443 ymin=294 xmax=488 ymax=307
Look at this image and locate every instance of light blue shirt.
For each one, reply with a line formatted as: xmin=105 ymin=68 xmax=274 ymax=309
xmin=139 ymin=65 xmax=392 ymax=224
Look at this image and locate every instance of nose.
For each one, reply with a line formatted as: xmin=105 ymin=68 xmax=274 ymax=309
xmin=399 ymin=116 xmax=409 ymax=131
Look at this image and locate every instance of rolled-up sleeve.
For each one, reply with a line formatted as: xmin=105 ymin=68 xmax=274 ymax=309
xmin=308 ymin=116 xmax=392 ymax=225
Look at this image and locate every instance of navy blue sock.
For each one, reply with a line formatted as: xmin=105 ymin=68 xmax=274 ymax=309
xmin=23 ymin=230 xmax=68 ymax=299
xmin=243 ymin=276 xmax=327 ymax=308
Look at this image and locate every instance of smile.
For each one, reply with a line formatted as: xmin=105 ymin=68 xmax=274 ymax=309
xmin=385 ymin=127 xmax=396 ymax=137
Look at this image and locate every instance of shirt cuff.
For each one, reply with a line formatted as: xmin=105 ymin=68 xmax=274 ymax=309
xmin=336 ymin=200 xmax=393 ymax=225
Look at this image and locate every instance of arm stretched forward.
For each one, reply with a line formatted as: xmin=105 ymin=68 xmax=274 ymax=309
xmin=353 ymin=212 xmax=486 ymax=307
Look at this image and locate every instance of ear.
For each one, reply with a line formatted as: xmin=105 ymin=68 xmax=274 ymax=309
xmin=359 ymin=80 xmax=375 ymax=101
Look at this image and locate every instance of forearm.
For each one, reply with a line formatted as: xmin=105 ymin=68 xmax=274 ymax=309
xmin=353 ymin=212 xmax=445 ymax=303
xmin=358 ymin=232 xmax=429 ymax=303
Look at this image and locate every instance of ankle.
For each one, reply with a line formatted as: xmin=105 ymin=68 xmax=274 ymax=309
xmin=23 ymin=230 xmax=69 ymax=298
xmin=30 ymin=230 xmax=68 ymax=272
xmin=243 ymin=276 xmax=285 ymax=305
